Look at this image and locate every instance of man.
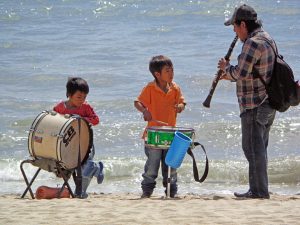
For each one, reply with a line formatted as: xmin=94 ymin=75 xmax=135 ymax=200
xmin=218 ymin=4 xmax=276 ymax=199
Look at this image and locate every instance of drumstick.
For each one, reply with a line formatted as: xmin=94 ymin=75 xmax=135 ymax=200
xmin=151 ymin=119 xmax=169 ymax=126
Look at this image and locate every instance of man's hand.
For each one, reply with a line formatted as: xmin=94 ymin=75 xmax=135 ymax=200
xmin=218 ymin=58 xmax=231 ymax=80
xmin=218 ymin=58 xmax=228 ymax=71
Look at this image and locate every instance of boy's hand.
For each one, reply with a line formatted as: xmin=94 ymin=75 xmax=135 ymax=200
xmin=175 ymin=103 xmax=185 ymax=113
xmin=142 ymin=109 xmax=152 ymax=121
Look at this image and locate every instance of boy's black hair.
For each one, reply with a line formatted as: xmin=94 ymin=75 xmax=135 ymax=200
xmin=149 ymin=55 xmax=173 ymax=81
xmin=66 ymin=77 xmax=89 ymax=97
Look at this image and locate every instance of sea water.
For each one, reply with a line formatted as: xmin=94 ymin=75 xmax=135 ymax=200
xmin=0 ymin=0 xmax=299 ymax=196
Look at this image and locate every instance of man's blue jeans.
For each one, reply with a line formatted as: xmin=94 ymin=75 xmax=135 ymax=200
xmin=141 ymin=146 xmax=177 ymax=195
xmin=241 ymin=101 xmax=276 ymax=197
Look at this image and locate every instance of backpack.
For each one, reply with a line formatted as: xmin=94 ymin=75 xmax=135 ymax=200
xmin=256 ymin=37 xmax=300 ymax=112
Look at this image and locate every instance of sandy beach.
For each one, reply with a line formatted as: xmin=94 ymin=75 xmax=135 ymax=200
xmin=1 ymin=193 xmax=299 ymax=225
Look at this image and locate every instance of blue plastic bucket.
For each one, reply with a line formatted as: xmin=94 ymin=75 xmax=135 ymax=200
xmin=165 ymin=131 xmax=192 ymax=169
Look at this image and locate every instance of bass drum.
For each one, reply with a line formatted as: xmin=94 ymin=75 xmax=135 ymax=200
xmin=28 ymin=111 xmax=92 ymax=170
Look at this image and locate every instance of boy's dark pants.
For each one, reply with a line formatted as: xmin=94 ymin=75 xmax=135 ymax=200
xmin=141 ymin=146 xmax=177 ymax=196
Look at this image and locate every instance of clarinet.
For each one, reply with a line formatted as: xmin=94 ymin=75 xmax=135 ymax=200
xmin=202 ymin=36 xmax=238 ymax=108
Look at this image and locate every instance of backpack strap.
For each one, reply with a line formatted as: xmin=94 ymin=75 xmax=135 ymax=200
xmin=253 ymin=36 xmax=277 ymax=86
xmin=186 ymin=142 xmax=209 ymax=183
xmin=257 ymin=36 xmax=279 ymax=56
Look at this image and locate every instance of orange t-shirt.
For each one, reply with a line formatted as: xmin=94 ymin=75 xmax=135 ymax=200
xmin=137 ymin=81 xmax=185 ymax=138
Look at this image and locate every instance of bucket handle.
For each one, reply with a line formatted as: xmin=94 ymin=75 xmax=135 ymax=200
xmin=187 ymin=142 xmax=209 ymax=183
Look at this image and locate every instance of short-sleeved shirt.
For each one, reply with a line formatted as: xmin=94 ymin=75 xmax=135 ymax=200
xmin=136 ymin=81 xmax=185 ymax=138
xmin=53 ymin=101 xmax=99 ymax=126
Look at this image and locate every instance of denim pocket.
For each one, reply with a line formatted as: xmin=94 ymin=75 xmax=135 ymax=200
xmin=256 ymin=103 xmax=276 ymax=126
xmin=241 ymin=110 xmax=254 ymax=125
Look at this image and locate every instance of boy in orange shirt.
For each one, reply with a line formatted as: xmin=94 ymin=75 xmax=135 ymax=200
xmin=134 ymin=55 xmax=186 ymax=198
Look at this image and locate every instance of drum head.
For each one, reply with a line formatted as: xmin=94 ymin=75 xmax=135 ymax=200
xmin=59 ymin=119 xmax=91 ymax=169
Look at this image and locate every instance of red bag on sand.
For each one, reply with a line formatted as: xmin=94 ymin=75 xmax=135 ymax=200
xmin=35 ymin=186 xmax=70 ymax=199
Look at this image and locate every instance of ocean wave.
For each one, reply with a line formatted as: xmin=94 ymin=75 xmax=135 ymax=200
xmin=1 ymin=156 xmax=299 ymax=185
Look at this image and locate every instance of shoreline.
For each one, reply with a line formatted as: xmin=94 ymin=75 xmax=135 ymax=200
xmin=1 ymin=193 xmax=299 ymax=224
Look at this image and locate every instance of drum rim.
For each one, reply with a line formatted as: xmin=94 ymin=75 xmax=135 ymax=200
xmin=145 ymin=142 xmax=193 ymax=149
xmin=146 ymin=126 xmax=194 ymax=132
xmin=145 ymin=144 xmax=170 ymax=149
